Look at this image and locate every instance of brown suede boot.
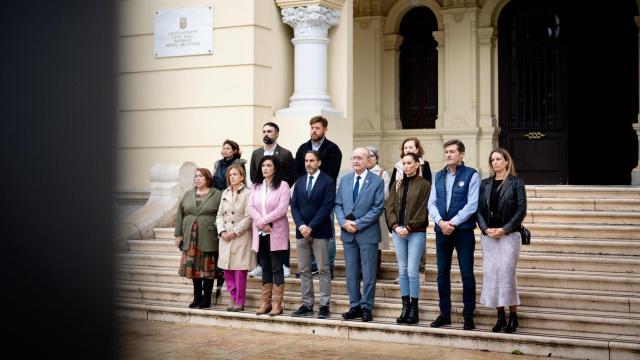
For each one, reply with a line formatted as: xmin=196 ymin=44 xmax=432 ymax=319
xmin=255 ymin=283 xmax=273 ymax=315
xmin=269 ymin=284 xmax=285 ymax=316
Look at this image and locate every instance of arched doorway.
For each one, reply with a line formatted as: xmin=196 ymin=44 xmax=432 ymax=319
xmin=498 ymin=0 xmax=638 ymax=184
xmin=399 ymin=7 xmax=438 ymax=129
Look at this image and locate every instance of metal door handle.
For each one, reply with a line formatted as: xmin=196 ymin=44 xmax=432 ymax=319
xmin=524 ymin=132 xmax=546 ymax=140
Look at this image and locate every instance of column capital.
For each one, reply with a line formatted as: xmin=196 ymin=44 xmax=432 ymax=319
xmin=478 ymin=26 xmax=495 ymax=45
xmin=281 ymin=4 xmax=340 ymax=37
xmin=383 ymin=34 xmax=403 ymax=51
xmin=277 ymin=0 xmax=344 ymax=11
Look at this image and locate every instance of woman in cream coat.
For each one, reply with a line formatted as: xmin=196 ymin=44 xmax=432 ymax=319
xmin=216 ymin=164 xmax=255 ymax=312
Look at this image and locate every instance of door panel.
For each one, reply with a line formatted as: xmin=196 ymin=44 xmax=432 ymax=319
xmin=498 ymin=1 xmax=567 ymax=184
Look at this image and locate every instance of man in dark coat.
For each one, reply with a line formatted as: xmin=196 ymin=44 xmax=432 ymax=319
xmin=293 ymin=116 xmax=343 ymax=278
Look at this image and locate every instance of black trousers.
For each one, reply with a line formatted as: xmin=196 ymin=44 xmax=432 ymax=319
xmin=257 ymin=234 xmax=286 ymax=286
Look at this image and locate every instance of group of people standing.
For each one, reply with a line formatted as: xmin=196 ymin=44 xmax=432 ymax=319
xmin=174 ymin=116 xmax=527 ymax=334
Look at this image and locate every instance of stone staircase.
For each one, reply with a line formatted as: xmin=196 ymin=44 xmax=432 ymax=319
xmin=116 ymin=186 xmax=640 ymax=360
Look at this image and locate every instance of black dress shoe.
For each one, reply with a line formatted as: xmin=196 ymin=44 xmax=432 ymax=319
xmin=361 ymin=308 xmax=373 ymax=322
xmin=318 ymin=306 xmax=330 ymax=319
xmin=430 ymin=314 xmax=452 ymax=328
xmin=463 ymin=316 xmax=476 ymax=330
xmin=291 ymin=305 xmax=314 ymax=317
xmin=342 ymin=306 xmax=362 ymax=320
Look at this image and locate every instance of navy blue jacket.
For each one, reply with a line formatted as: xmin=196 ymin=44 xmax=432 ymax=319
xmin=290 ymin=171 xmax=336 ymax=239
xmin=434 ymin=164 xmax=477 ymax=233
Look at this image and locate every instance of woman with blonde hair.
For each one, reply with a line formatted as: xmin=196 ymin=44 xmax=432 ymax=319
xmin=216 ymin=164 xmax=254 ymax=312
xmin=476 ymin=147 xmax=527 ymax=333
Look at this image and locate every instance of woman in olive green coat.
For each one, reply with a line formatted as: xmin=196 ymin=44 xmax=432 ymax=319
xmin=175 ymin=168 xmax=222 ymax=309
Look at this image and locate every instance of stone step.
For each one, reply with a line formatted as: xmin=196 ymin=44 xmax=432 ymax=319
xmin=302 ymin=210 xmax=640 ymax=226
xmin=522 ymin=223 xmax=640 ymax=240
xmin=117 ymin=300 xmax=640 ymax=360
xmin=120 ymin=239 xmax=640 ymax=278
xmin=130 ymin=234 xmax=640 ymax=258
xmin=528 ymin=197 xmax=640 ymax=212
xmin=115 ymin=266 xmax=640 ymax=315
xmin=286 ymin=246 xmax=640 ymax=274
xmin=115 ymin=281 xmax=640 ymax=337
xmin=157 ymin=218 xmax=640 ymax=242
xmin=524 ymin=210 xmax=640 ymax=225
xmin=526 ymin=185 xmax=640 ymax=199
xmin=117 ymin=251 xmax=640 ymax=293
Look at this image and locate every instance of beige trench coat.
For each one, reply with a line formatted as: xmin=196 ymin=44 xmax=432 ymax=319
xmin=215 ymin=185 xmax=255 ymax=270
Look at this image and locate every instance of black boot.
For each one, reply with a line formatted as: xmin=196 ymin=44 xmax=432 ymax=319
xmin=396 ymin=296 xmax=410 ymax=324
xmin=492 ymin=310 xmax=507 ymax=332
xmin=406 ymin=297 xmax=419 ymax=324
xmin=504 ymin=312 xmax=519 ymax=333
xmin=199 ymin=278 xmax=213 ymax=308
xmin=189 ymin=278 xmax=202 ymax=308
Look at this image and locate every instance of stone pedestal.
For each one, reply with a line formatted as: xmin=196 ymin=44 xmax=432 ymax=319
xmin=117 ymin=162 xmax=197 ymax=247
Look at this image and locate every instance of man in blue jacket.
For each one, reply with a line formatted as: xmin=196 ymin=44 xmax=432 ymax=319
xmin=290 ymin=150 xmax=336 ymax=319
xmin=427 ymin=139 xmax=480 ymax=330
xmin=335 ymin=147 xmax=384 ymax=322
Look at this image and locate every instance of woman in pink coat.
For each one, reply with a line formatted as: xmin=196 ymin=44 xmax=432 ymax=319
xmin=249 ymin=155 xmax=291 ymax=316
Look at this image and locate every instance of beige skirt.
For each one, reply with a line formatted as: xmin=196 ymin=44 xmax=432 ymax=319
xmin=480 ymin=231 xmax=521 ymax=307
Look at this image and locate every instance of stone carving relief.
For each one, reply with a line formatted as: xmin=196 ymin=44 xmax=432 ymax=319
xmin=282 ymin=5 xmax=340 ymax=36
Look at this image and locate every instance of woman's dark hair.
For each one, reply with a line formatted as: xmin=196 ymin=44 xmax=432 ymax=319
xmin=402 ymin=153 xmax=421 ymax=164
xmin=196 ymin=168 xmax=214 ymax=188
xmin=223 ymin=139 xmax=241 ymax=159
xmin=255 ymin=155 xmax=283 ymax=189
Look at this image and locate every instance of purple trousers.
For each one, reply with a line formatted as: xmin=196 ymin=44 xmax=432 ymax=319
xmin=224 ymin=270 xmax=248 ymax=306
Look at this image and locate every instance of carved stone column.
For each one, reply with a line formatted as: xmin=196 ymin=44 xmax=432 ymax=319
xmin=276 ymin=5 xmax=341 ymax=116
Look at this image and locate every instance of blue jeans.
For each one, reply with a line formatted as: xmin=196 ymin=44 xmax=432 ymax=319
xmin=435 ymin=228 xmax=476 ymax=318
xmin=392 ymin=231 xmax=426 ymax=298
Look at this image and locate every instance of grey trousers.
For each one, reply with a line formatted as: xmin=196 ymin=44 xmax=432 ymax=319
xmin=296 ymin=237 xmax=331 ymax=307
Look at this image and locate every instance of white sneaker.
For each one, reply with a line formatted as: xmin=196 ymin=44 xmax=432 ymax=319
xmin=248 ymin=265 xmax=262 ymax=278
xmin=283 ymin=265 xmax=291 ymax=278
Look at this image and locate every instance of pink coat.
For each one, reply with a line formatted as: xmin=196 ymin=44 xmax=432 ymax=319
xmin=248 ymin=181 xmax=291 ymax=252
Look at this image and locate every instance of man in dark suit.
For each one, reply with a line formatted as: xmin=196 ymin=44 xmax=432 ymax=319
xmin=290 ymin=150 xmax=335 ymax=319
xmin=335 ymin=147 xmax=384 ymax=322
xmin=248 ymin=122 xmax=295 ymax=278
xmin=293 ymin=116 xmax=342 ymax=278
xmin=250 ymin=122 xmax=295 ymax=186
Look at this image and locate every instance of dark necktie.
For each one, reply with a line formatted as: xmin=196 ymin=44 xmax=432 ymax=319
xmin=353 ymin=175 xmax=361 ymax=202
xmin=306 ymin=175 xmax=313 ymax=197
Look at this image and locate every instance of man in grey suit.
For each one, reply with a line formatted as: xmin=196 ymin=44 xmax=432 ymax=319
xmin=335 ymin=147 xmax=385 ymax=322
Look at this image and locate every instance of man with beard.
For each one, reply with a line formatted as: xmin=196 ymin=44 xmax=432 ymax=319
xmin=293 ymin=116 xmax=343 ymax=279
xmin=250 ymin=122 xmax=295 ymax=186
xmin=248 ymin=122 xmax=295 ymax=278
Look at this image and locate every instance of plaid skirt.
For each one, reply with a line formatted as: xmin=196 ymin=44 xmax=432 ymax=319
xmin=178 ymin=220 xmax=217 ymax=279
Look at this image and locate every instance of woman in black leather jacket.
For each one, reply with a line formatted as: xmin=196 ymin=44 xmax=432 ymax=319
xmin=476 ymin=148 xmax=527 ymax=333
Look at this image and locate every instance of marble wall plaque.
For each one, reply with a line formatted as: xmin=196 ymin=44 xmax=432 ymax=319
xmin=154 ymin=5 xmax=213 ymax=58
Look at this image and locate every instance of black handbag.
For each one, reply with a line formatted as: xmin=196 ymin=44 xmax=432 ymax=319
xmin=519 ymin=226 xmax=531 ymax=245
